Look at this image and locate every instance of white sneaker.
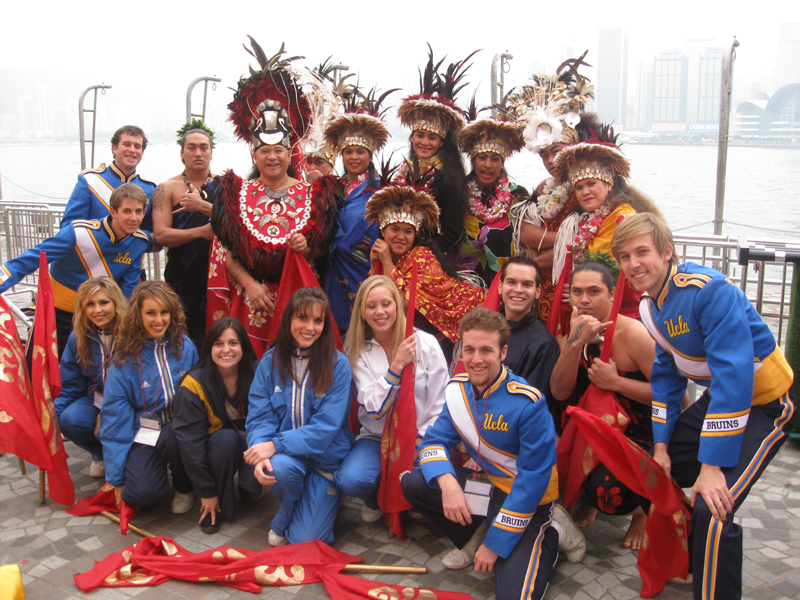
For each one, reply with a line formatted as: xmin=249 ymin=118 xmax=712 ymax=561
xmin=171 ymin=491 xmax=194 ymax=514
xmin=441 ymin=519 xmax=487 ymax=569
xmin=552 ymin=503 xmax=586 ymax=563
xmin=361 ymin=504 xmax=383 ymax=523
xmin=89 ymin=460 xmax=105 ymax=478
xmin=268 ymin=530 xmax=288 ymax=546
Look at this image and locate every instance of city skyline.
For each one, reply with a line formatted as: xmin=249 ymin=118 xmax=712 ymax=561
xmin=2 ymin=1 xmax=799 ymax=140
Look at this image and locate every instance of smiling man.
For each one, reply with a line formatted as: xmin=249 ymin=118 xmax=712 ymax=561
xmin=61 ymin=125 xmax=156 ymax=231
xmin=402 ymin=307 xmax=584 ymax=600
xmin=0 ymin=184 xmax=154 ymax=357
xmin=498 ymin=255 xmax=559 ymax=405
xmin=152 ymin=125 xmax=216 ymax=348
xmin=612 ymin=213 xmax=795 ymax=600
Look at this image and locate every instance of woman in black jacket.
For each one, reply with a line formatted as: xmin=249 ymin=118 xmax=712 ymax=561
xmin=172 ymin=317 xmax=260 ymax=533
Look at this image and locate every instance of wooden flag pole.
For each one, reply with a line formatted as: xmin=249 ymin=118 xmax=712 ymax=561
xmin=99 ymin=511 xmax=155 ymax=539
xmin=342 ymin=564 xmax=427 ymax=574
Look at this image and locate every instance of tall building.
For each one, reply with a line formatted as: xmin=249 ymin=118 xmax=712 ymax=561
xmin=652 ymin=51 xmax=688 ymax=128
xmin=683 ymin=38 xmax=717 ymax=123
xmin=597 ymin=28 xmax=628 ymax=127
xmin=697 ymin=50 xmax=724 ymax=123
xmin=634 ymin=61 xmax=653 ymax=130
xmin=775 ymin=23 xmax=800 ymax=90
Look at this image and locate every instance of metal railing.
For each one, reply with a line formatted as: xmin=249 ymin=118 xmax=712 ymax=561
xmin=0 ymin=204 xmax=163 ymax=296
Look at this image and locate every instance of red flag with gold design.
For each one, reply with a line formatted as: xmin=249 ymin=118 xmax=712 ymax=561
xmin=376 ymin=262 xmax=419 ymax=539
xmin=0 ymin=253 xmax=74 ymax=505
xmin=319 ymin=570 xmax=472 ymax=600
xmin=565 ymin=405 xmax=690 ymax=598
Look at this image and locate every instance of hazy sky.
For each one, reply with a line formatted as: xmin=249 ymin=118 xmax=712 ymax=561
xmin=3 ymin=0 xmax=799 ymax=132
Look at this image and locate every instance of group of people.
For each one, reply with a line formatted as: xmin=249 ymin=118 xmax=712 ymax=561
xmin=0 ymin=40 xmax=795 ymax=600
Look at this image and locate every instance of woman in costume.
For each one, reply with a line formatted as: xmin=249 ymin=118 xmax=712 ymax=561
xmin=366 ymin=185 xmax=485 ymax=359
xmin=547 ymin=142 xmax=661 ymax=331
xmin=56 ymin=277 xmax=127 ymax=480
xmin=244 ymin=287 xmax=353 ymax=546
xmin=395 ymin=47 xmax=476 ymax=255
xmin=319 ymin=96 xmax=390 ymax=334
xmin=335 ymin=275 xmax=448 ymax=522
xmin=208 ymin=40 xmax=333 ymax=357
xmin=504 ymin=54 xmax=595 ymax=323
xmin=172 ymin=317 xmax=261 ymax=534
xmin=99 ymin=281 xmax=198 ymax=513
xmin=452 ymin=118 xmax=527 ymax=285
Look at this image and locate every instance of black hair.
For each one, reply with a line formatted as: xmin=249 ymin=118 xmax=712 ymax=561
xmin=571 ymin=261 xmax=617 ymax=291
xmin=501 ymin=255 xmax=543 ymax=287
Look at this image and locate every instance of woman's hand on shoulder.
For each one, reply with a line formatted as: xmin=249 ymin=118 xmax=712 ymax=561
xmin=244 ymin=441 xmax=276 ymax=465
xmin=390 ymin=334 xmax=417 ymax=373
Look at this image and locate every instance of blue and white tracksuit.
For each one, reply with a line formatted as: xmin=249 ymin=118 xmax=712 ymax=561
xmin=246 ymin=348 xmax=353 ymax=544
xmin=55 ymin=330 xmax=113 ymax=461
xmin=99 ymin=335 xmax=198 ymax=506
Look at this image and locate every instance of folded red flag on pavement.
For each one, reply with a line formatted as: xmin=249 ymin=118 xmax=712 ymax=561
xmin=377 ymin=262 xmax=419 ymax=539
xmin=267 ymin=246 xmax=343 ymax=349
xmin=565 ymin=406 xmax=690 ymax=598
xmin=74 ymin=537 xmax=359 ymax=593
xmin=319 ymin=570 xmax=472 ymax=600
xmin=66 ymin=482 xmax=139 ymax=535
xmin=556 ymin=269 xmax=629 ymax=508
xmin=0 ymin=254 xmax=73 ymax=506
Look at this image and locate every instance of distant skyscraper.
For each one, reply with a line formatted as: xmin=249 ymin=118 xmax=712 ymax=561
xmin=635 ymin=61 xmax=653 ymax=130
xmin=775 ymin=22 xmax=800 ymax=90
xmin=697 ymin=50 xmax=723 ymax=122
xmin=597 ymin=28 xmax=629 ymax=127
xmin=652 ymin=51 xmax=688 ymax=125
xmin=683 ymin=38 xmax=717 ymax=123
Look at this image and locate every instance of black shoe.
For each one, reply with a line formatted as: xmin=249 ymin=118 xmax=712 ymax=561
xmin=238 ymin=485 xmax=263 ymax=504
xmin=200 ymin=512 xmax=221 ymax=534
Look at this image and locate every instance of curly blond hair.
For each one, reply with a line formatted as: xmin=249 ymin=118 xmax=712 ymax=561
xmin=72 ymin=277 xmax=127 ymax=370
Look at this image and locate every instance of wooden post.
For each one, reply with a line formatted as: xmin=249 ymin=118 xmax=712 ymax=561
xmin=39 ymin=470 xmax=45 ymax=504
xmin=18 ymin=457 xmax=26 ymax=475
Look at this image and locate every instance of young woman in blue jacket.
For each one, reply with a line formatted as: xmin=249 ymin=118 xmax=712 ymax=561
xmin=244 ymin=287 xmax=353 ymax=546
xmin=99 ymin=281 xmax=198 ymax=512
xmin=56 ymin=277 xmax=127 ymax=479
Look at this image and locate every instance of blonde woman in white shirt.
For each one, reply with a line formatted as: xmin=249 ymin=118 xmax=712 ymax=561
xmin=335 ymin=275 xmax=450 ymax=522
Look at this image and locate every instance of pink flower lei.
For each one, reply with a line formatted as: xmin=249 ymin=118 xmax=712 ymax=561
xmin=467 ymin=172 xmax=513 ymax=225
xmin=570 ymin=203 xmax=612 ymax=259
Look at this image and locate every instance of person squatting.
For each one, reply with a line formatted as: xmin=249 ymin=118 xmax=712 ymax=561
xmin=4 ymin=39 xmax=793 ymax=600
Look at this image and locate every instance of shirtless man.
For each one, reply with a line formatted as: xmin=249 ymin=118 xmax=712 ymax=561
xmin=152 ymin=128 xmax=215 ymax=347
xmin=549 ymin=261 xmax=655 ymax=549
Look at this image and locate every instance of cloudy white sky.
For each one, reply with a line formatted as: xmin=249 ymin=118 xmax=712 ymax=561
xmin=2 ymin=0 xmax=798 ymax=136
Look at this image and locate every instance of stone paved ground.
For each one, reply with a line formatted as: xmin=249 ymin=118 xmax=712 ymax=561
xmin=2 ymin=437 xmax=800 ymax=600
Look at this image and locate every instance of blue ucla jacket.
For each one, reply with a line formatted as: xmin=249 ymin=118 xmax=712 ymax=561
xmin=418 ymin=366 xmax=558 ymax=559
xmin=61 ymin=162 xmax=155 ymax=231
xmin=640 ymin=262 xmax=793 ymax=467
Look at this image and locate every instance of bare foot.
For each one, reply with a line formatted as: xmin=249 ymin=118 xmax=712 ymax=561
xmin=572 ymin=503 xmax=597 ymax=528
xmin=622 ymin=509 xmax=647 ymax=550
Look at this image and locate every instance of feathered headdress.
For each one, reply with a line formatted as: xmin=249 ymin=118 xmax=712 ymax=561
xmin=458 ymin=118 xmax=524 ymax=160
xmin=302 ymin=57 xmax=355 ymax=167
xmin=498 ymin=51 xmax=595 ymax=153
xmin=323 ymin=86 xmax=395 ymax=154
xmin=397 ymin=44 xmax=480 ymax=138
xmin=365 ymin=185 xmax=440 ymax=236
xmin=552 ymin=142 xmax=630 ymax=187
xmin=228 ymin=38 xmax=312 ymax=173
xmin=176 ymin=118 xmax=216 ymax=148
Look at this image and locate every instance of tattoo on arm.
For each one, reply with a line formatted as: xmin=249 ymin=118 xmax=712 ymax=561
xmin=566 ymin=323 xmax=585 ymax=348
xmin=153 ymin=185 xmax=165 ymax=213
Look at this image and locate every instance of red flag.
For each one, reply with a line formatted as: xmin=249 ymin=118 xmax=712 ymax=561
xmin=547 ymin=252 xmax=572 ymax=337
xmin=556 ymin=268 xmax=629 ymax=507
xmin=74 ymin=537 xmax=360 ymax=593
xmin=377 ymin=262 xmax=419 ymax=538
xmin=267 ymin=247 xmax=343 ymax=349
xmin=0 ymin=254 xmax=74 ymax=506
xmin=66 ymin=482 xmax=139 ymax=535
xmin=566 ymin=406 xmax=690 ymax=598
xmin=319 ymin=570 xmax=472 ymax=600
